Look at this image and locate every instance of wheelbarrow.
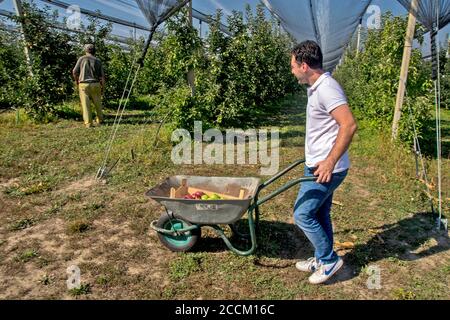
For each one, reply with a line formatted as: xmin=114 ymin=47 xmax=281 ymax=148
xmin=146 ymin=159 xmax=317 ymax=256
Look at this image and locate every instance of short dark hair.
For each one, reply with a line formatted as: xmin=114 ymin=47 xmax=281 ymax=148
xmin=291 ymin=40 xmax=323 ymax=70
xmin=84 ymin=43 xmax=95 ymax=54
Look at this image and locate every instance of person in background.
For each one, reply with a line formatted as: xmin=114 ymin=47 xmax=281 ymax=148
xmin=73 ymin=44 xmax=105 ymax=128
xmin=290 ymin=40 xmax=358 ymax=284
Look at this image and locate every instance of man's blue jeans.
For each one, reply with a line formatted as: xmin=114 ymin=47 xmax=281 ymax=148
xmin=293 ymin=166 xmax=348 ymax=264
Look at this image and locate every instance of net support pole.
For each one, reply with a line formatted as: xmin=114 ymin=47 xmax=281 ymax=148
xmin=392 ymin=0 xmax=419 ymax=140
xmin=13 ymin=0 xmax=33 ymax=76
xmin=137 ymin=26 xmax=158 ymax=68
xmin=431 ymin=2 xmax=445 ymax=231
xmin=187 ymin=0 xmax=196 ymax=96
xmin=356 ymin=17 xmax=362 ymax=56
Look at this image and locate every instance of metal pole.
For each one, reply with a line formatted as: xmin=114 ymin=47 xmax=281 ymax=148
xmin=447 ymin=34 xmax=449 ymax=59
xmin=188 ymin=0 xmax=193 ymax=28
xmin=12 ymin=0 xmax=33 ymax=76
xmin=187 ymin=0 xmax=195 ymax=96
xmin=433 ymin=1 xmax=445 ymax=231
xmin=392 ymin=0 xmax=419 ymax=140
xmin=356 ymin=17 xmax=362 ymax=56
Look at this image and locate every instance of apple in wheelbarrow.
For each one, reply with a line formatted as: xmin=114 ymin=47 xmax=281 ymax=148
xmin=184 ymin=194 xmax=194 ymax=199
xmin=192 ymin=191 xmax=205 ymax=199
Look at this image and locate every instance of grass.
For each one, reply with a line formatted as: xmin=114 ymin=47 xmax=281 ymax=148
xmin=16 ymin=249 xmax=39 ymax=263
xmin=67 ymin=219 xmax=92 ymax=234
xmin=9 ymin=218 xmax=34 ymax=231
xmin=39 ymin=274 xmax=53 ymax=286
xmin=392 ymin=288 xmax=416 ymax=300
xmin=69 ymin=283 xmax=92 ymax=296
xmin=169 ymin=253 xmax=205 ymax=281
xmin=0 ymin=95 xmax=448 ymax=300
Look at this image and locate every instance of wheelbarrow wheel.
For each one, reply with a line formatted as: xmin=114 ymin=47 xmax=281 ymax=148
xmin=156 ymin=214 xmax=201 ymax=252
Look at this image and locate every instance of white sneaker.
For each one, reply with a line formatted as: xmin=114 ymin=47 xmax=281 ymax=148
xmin=295 ymin=257 xmax=319 ymax=272
xmin=308 ymin=257 xmax=344 ymax=285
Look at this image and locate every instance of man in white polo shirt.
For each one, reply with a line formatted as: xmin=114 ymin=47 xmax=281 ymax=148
xmin=290 ymin=40 xmax=357 ymax=284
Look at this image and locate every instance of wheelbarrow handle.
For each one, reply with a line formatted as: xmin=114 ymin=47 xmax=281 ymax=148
xmin=252 ymin=176 xmax=318 ymax=209
xmin=260 ymin=158 xmax=306 ymax=189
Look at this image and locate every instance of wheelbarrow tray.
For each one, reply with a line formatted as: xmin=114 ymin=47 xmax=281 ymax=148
xmin=145 ymin=176 xmax=261 ymax=225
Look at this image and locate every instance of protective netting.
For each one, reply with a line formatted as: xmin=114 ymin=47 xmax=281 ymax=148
xmin=97 ymin=0 xmax=191 ymax=179
xmin=261 ymin=0 xmax=372 ymax=71
xmin=127 ymin=1 xmax=450 ymax=72
xmin=134 ymin=0 xmax=191 ymax=66
xmin=397 ymin=0 xmax=450 ymax=31
xmin=397 ymin=0 xmax=450 ymax=79
xmin=135 ymin=0 xmax=189 ymax=29
xmin=191 ymin=8 xmax=230 ymax=35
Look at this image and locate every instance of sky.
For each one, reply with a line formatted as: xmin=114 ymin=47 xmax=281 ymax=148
xmin=0 ymin=0 xmax=449 ymax=55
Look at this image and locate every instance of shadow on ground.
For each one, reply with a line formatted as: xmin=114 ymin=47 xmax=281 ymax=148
xmin=188 ymin=212 xmax=449 ymax=283
xmin=328 ymin=211 xmax=449 ymax=284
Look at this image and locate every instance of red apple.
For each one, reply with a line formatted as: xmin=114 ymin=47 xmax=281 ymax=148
xmin=192 ymin=191 xmax=205 ymax=199
xmin=184 ymin=194 xmax=194 ymax=199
